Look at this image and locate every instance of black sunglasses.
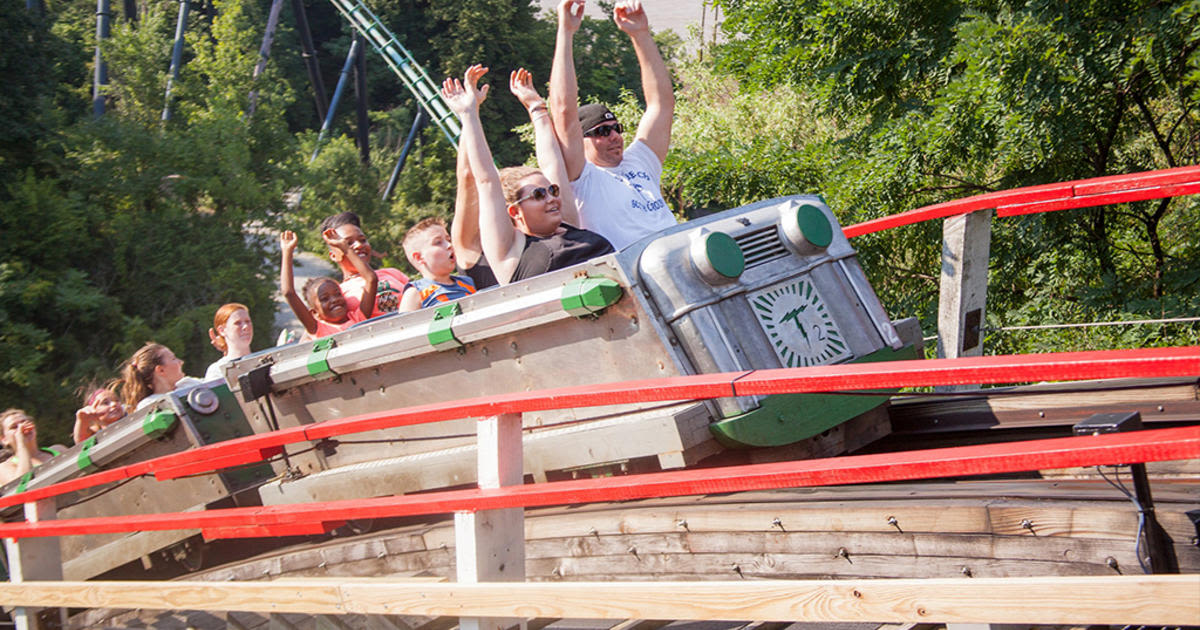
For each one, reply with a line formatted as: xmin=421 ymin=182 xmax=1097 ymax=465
xmin=583 ymin=123 xmax=624 ymax=138
xmin=513 ymin=184 xmax=561 ymax=205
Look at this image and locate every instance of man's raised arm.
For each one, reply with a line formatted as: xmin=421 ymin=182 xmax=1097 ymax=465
xmin=616 ymin=0 xmax=674 ymax=162
xmin=549 ymin=0 xmax=587 ymax=181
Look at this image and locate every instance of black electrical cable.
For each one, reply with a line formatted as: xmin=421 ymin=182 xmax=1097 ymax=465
xmin=1096 ymin=465 xmax=1150 ymax=574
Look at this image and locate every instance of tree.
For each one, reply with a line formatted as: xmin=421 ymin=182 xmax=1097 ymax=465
xmin=712 ymin=0 xmax=1200 ymax=354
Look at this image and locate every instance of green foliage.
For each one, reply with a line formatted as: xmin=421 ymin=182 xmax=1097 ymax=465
xmin=712 ymin=0 xmax=1200 ymax=353
xmin=664 ymin=63 xmax=831 ymax=217
xmin=0 ymin=0 xmax=297 ymax=442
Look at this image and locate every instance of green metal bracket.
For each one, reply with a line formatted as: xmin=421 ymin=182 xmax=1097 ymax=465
xmin=77 ymin=436 xmax=97 ymax=471
xmin=142 ymin=409 xmax=178 ymax=438
xmin=428 ymin=302 xmax=463 ymax=350
xmin=561 ymin=276 xmax=624 ymax=317
xmin=16 ymin=471 xmax=32 ymax=493
xmin=709 ymin=343 xmax=921 ymax=448
xmin=307 ymin=337 xmax=337 ymax=379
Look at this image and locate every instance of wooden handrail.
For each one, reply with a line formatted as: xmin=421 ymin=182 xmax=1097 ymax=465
xmin=843 ymin=164 xmax=1200 ymax=237
xmin=0 ymin=425 xmax=1195 ymax=540
xmin=1 ymin=345 xmax=1196 ymax=511
xmin=0 ymin=575 xmax=1196 ymax=624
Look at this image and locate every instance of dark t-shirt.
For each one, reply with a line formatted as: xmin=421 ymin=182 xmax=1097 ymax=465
xmin=464 ymin=252 xmax=499 ymax=290
xmin=511 ymin=224 xmax=614 ymax=283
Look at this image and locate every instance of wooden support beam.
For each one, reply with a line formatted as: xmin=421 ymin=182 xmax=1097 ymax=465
xmin=936 ymin=210 xmax=992 ymax=363
xmin=456 ymin=413 xmax=525 ymax=630
xmin=2 ymin=499 xmax=64 ymax=630
xmin=0 ymin=576 xmax=1195 ymax=625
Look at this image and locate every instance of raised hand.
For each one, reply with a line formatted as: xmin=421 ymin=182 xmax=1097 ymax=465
xmin=280 ymin=230 xmax=298 ymax=255
xmin=613 ymin=0 xmax=649 ymax=35
xmin=509 ymin=68 xmax=544 ymax=111
xmin=441 ymin=64 xmax=491 ymax=115
xmin=558 ymin=0 xmax=584 ymax=34
xmin=321 ymin=227 xmax=350 ymax=253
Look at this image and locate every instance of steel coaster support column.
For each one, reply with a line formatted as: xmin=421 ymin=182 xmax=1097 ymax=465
xmin=3 ymin=499 xmax=64 ymax=630
xmin=382 ymin=109 xmax=424 ymax=201
xmin=246 ymin=0 xmax=286 ymax=119
xmin=352 ymin=31 xmax=370 ymax=164
xmin=92 ymin=0 xmax=112 ymax=117
xmin=309 ymin=38 xmax=360 ymax=163
xmin=936 ymin=209 xmax=992 ymax=392
xmin=291 ymin=0 xmax=328 ymax=122
xmin=325 ymin=0 xmax=459 ymax=145
xmin=161 ymin=0 xmax=191 ymax=122
xmin=455 ymin=412 xmax=525 ymax=630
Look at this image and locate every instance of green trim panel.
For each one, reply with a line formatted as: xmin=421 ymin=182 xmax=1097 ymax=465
xmin=16 ymin=471 xmax=32 ymax=493
xmin=561 ymin=275 xmax=624 ymax=317
xmin=77 ymin=436 xmax=97 ymax=471
xmin=428 ymin=302 xmax=463 ymax=350
xmin=307 ymin=337 xmax=337 ymax=379
xmin=709 ymin=343 xmax=921 ymax=448
xmin=142 ymin=409 xmax=178 ymax=438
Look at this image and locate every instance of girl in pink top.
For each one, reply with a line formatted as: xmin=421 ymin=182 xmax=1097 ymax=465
xmin=280 ymin=229 xmax=377 ymax=339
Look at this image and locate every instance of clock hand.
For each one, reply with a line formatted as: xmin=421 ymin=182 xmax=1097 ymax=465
xmin=781 ymin=307 xmax=811 ymax=343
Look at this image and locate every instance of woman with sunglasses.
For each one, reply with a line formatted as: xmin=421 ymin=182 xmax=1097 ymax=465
xmin=441 ymin=65 xmax=613 ymax=286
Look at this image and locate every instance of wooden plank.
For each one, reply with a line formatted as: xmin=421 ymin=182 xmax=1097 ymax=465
xmin=0 ymin=576 xmax=1195 ymax=624
xmin=888 ymin=377 xmax=1200 ymax=433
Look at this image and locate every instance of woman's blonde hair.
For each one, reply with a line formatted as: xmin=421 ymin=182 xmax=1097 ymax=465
xmin=499 ymin=166 xmax=542 ymax=205
xmin=211 ymin=303 xmax=249 ymax=354
xmin=119 ymin=343 xmax=168 ymax=408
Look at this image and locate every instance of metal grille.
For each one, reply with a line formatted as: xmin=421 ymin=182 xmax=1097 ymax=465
xmin=735 ymin=225 xmax=789 ymax=268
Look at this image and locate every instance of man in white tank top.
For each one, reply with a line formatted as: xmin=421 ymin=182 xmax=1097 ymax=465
xmin=549 ymin=0 xmax=678 ymax=250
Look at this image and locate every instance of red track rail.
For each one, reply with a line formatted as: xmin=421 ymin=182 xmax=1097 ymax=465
xmin=844 ymin=165 xmax=1200 ymax=237
xmin=0 ymin=345 xmax=1196 ymax=511
xmin=0 ymin=425 xmax=1194 ymax=540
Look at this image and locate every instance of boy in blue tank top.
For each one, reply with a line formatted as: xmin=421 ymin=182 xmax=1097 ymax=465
xmin=398 ymin=217 xmax=477 ymax=311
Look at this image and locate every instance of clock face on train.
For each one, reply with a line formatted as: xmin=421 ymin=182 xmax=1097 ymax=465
xmin=750 ymin=277 xmax=852 ymax=368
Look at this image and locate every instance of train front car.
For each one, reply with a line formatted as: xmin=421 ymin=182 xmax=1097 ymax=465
xmin=224 ymin=195 xmax=916 ymax=507
xmin=624 ymin=194 xmax=916 ymax=449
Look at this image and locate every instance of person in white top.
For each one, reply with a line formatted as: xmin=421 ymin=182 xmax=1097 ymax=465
xmin=119 ymin=342 xmax=201 ymax=411
xmin=204 ymin=302 xmax=254 ymax=381
xmin=549 ymin=0 xmax=678 ymax=250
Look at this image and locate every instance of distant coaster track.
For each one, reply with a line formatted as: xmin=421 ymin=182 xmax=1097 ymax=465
xmin=325 ymin=0 xmax=460 ymax=145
